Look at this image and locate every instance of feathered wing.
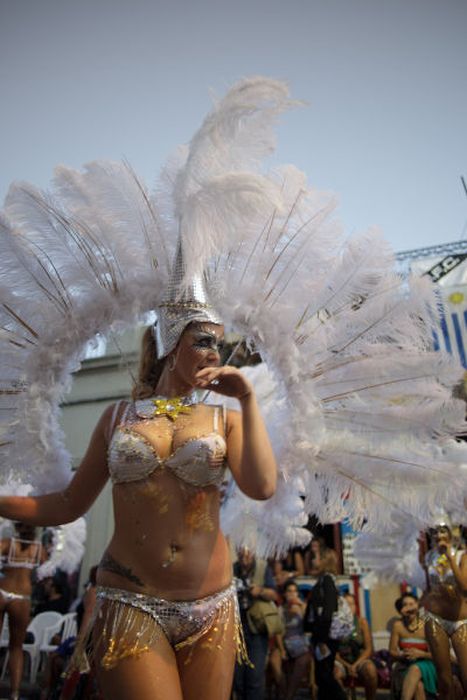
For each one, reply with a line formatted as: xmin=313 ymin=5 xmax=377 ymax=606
xmin=216 ymin=208 xmax=467 ymax=533
xmin=37 ymin=518 xmax=87 ymax=579
xmin=198 ymin=166 xmax=466 ymax=535
xmin=0 ymin=164 xmax=172 ymax=490
xmin=1 ymin=75 xmax=466 ymax=554
xmin=186 ymin=80 xmax=467 ymax=539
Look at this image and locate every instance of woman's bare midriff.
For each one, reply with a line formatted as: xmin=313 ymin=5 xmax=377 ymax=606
xmin=96 ymin=472 xmax=232 ymax=600
xmin=422 ymin=586 xmax=467 ymax=621
xmin=0 ymin=568 xmax=33 ymax=596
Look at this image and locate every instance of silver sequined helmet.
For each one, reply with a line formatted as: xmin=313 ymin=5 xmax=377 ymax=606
xmin=154 ymin=243 xmax=223 ymax=359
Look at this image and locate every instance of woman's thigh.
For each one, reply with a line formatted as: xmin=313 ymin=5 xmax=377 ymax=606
xmin=92 ymin=601 xmax=183 ymax=700
xmin=95 ymin=636 xmax=183 ymax=700
xmin=176 ymin=605 xmax=237 ymax=700
xmin=451 ymin=624 xmax=467 ymax=693
xmin=425 ymin=617 xmax=453 ymax=679
xmin=6 ymin=601 xmax=30 ymax=645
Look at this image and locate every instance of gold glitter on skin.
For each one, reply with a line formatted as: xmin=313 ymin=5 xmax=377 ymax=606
xmin=185 ymin=492 xmax=215 ymax=532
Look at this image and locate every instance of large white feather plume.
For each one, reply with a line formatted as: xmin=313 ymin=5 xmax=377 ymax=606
xmin=37 ymin=518 xmax=87 ymax=579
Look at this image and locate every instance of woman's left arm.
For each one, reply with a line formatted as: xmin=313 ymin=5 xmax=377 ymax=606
xmin=447 ymin=550 xmax=467 ymax=593
xmin=226 ymin=394 xmax=277 ymax=499
xmin=196 ymin=366 xmax=277 ymax=499
xmin=354 ymin=618 xmax=373 ymax=664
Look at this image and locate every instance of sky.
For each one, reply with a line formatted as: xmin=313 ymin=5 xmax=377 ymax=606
xmin=1 ymin=0 xmax=466 ymax=254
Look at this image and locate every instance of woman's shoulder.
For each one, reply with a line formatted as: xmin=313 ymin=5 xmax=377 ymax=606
xmin=100 ymin=400 xmax=131 ymax=439
xmin=100 ymin=400 xmax=129 ymax=422
xmin=358 ymin=616 xmax=369 ymax=631
xmin=391 ymin=618 xmax=403 ymax=633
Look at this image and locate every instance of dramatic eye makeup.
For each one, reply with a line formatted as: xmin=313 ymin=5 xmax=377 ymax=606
xmin=191 ymin=331 xmax=224 ymax=353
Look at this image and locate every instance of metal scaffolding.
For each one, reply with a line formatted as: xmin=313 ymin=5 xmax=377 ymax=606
xmin=396 ymin=239 xmax=467 ymax=262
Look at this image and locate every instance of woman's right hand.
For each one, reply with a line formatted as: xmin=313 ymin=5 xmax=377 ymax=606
xmin=195 ymin=366 xmax=253 ymax=401
xmin=348 ymin=663 xmax=358 ymax=678
xmin=403 ymin=648 xmax=423 ymax=660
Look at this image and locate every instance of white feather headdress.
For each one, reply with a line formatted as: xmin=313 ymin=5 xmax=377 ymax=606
xmin=1 ymin=77 xmax=466 ymax=556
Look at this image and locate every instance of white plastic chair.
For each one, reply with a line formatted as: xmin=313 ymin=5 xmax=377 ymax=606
xmin=1 ymin=611 xmax=63 ymax=683
xmin=37 ymin=611 xmax=78 ymax=676
xmin=0 ymin=617 xmax=9 ymax=676
xmin=58 ymin=611 xmax=77 ymax=643
xmin=0 ymin=616 xmax=9 ymax=649
xmin=32 ymin=612 xmax=71 ymax=681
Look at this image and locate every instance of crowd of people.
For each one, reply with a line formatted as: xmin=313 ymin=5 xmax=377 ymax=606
xmin=0 ymin=522 xmax=465 ymax=700
xmin=230 ymin=528 xmax=467 ymax=700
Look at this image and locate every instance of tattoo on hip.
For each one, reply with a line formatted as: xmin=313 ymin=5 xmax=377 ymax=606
xmin=100 ymin=552 xmax=144 ymax=587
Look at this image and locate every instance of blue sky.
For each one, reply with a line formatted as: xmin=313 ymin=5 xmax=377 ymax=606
xmin=1 ymin=0 xmax=466 ymax=253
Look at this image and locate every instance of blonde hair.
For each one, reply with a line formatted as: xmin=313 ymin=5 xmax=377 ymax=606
xmin=132 ymin=327 xmax=166 ymax=400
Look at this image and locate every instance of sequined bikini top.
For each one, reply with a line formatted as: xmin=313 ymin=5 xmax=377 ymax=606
xmin=425 ymin=548 xmax=464 ymax=587
xmin=107 ymin=400 xmax=228 ymax=488
xmin=1 ymin=537 xmax=42 ymax=569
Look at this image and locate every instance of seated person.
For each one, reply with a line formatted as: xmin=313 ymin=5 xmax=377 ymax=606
xmin=389 ymin=593 xmax=437 ymax=700
xmin=269 ymin=579 xmax=311 ymax=700
xmin=304 ymin=537 xmax=326 ymax=577
xmin=35 ymin=577 xmax=69 ymax=615
xmin=334 ymin=593 xmax=378 ymax=700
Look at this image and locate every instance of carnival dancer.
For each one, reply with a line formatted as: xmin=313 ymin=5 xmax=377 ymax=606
xmin=422 ymin=525 xmax=467 ymax=699
xmin=0 ymin=522 xmax=46 ymax=700
xmin=0 ymin=284 xmax=277 ymax=700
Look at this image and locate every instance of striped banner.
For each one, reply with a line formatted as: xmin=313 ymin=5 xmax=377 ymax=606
xmin=433 ymin=286 xmax=467 ymax=368
xmin=411 ymin=258 xmax=467 ymax=369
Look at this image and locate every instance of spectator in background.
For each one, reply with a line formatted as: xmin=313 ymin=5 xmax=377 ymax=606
xmin=305 ymin=549 xmax=347 ymax=700
xmin=272 ymin=549 xmax=305 ymax=594
xmin=40 ymin=565 xmax=99 ymax=700
xmin=334 ymin=593 xmax=378 ymax=700
xmin=269 ymin=579 xmax=311 ymax=700
xmin=389 ymin=593 xmax=437 ymax=700
xmin=35 ymin=577 xmax=69 ymax=615
xmin=305 ymin=537 xmax=327 ymax=576
xmin=233 ymin=547 xmax=279 ymax=700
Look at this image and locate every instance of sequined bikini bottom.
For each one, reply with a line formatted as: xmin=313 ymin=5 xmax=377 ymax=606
xmin=72 ymin=581 xmax=249 ymax=671
xmin=425 ymin=611 xmax=467 ymax=640
xmin=0 ymin=587 xmax=31 ymax=603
